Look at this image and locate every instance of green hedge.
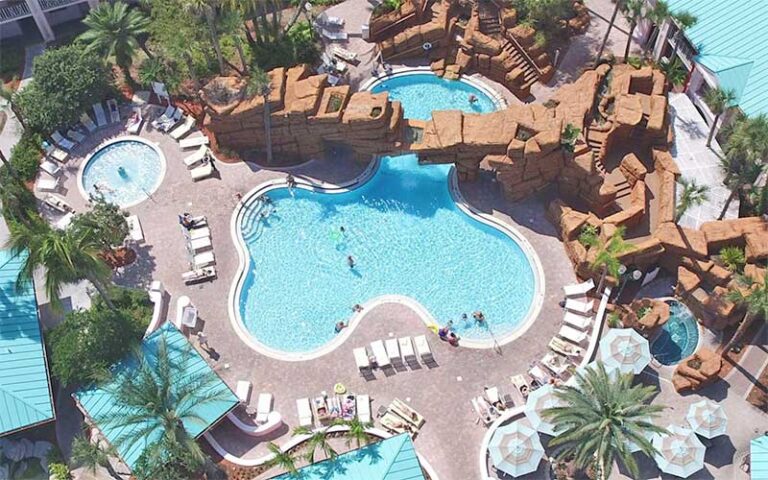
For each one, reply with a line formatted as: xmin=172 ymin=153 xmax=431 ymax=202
xmin=9 ymin=132 xmax=43 ymax=181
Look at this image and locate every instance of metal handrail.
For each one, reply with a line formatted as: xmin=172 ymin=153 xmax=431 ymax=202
xmin=0 ymin=2 xmax=31 ymax=22
xmin=39 ymin=0 xmax=84 ymax=11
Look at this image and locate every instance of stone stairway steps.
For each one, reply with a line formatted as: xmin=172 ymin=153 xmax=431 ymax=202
xmin=501 ymin=41 xmax=539 ymax=89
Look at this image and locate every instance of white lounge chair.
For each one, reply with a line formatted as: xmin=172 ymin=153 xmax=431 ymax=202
xmin=126 ymin=215 xmax=144 ymax=242
xmin=353 ymin=347 xmax=370 ymax=374
xmin=151 ymin=105 xmax=175 ymax=129
xmin=170 ymin=115 xmax=195 ymax=140
xmin=46 ymin=145 xmax=68 ymax=163
xmin=549 ymin=337 xmax=582 ymax=357
xmin=385 ymin=338 xmax=400 ymax=365
xmin=472 ymin=397 xmax=493 ymax=426
xmin=159 ymin=108 xmax=183 ymax=132
xmin=188 ymin=235 xmax=212 ymax=252
xmin=371 ymin=340 xmax=390 ymax=368
xmin=190 ymin=160 xmax=214 ymax=181
xmin=126 ymin=108 xmax=143 ymax=134
xmin=36 ymin=175 xmax=60 ymax=192
xmin=398 ymin=337 xmax=416 ymax=365
xmin=565 ymin=298 xmax=594 ymax=314
xmin=541 ymin=352 xmax=571 ymax=376
xmin=558 ymin=325 xmax=588 ymax=345
xmin=484 ymin=386 xmax=501 ymax=405
xmin=320 ymin=28 xmax=348 ymax=41
xmin=297 ymin=398 xmax=313 ymax=426
xmin=414 ymin=335 xmax=433 ymax=363
xmin=564 ymin=310 xmax=592 ymax=330
xmin=92 ymin=103 xmax=108 ymax=127
xmin=563 ymin=278 xmax=595 ymax=297
xmin=179 ymin=134 xmax=210 ymax=150
xmin=236 ymin=381 xmax=252 ymax=404
xmin=177 ymin=300 xmax=198 ymax=329
xmin=43 ymin=194 xmax=74 ymax=213
xmin=80 ymin=113 xmax=97 ymax=132
xmin=330 ymin=45 xmax=357 ymax=62
xmin=183 ymin=146 xmax=209 ymax=168
xmin=356 ymin=394 xmax=371 ymax=423
xmin=66 ymin=129 xmax=86 ymax=143
xmin=106 ymin=99 xmax=120 ymax=123
xmin=188 ymin=226 xmax=211 ymax=240
xmin=40 ymin=160 xmax=61 ymax=177
xmin=256 ymin=393 xmax=273 ymax=423
xmin=193 ymin=250 xmax=215 ymax=268
xmin=529 ymin=365 xmax=552 ymax=385
xmin=182 ymin=266 xmax=216 ymax=284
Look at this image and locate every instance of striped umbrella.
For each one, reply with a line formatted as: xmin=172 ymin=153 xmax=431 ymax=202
xmin=686 ymin=399 xmax=727 ymax=439
xmin=598 ymin=328 xmax=651 ymax=375
xmin=653 ymin=425 xmax=706 ymax=478
xmin=524 ymin=384 xmax=564 ymax=436
xmin=488 ymin=420 xmax=545 ymax=477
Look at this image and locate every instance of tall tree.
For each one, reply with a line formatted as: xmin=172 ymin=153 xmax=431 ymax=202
xmin=341 ymin=417 xmax=372 ymax=449
xmin=543 ymin=362 xmax=667 ymax=480
xmin=595 ymin=0 xmax=623 ymax=64
xmin=724 ymin=272 xmax=768 ymax=355
xmin=675 ymin=178 xmax=709 ymax=222
xmin=589 ymin=226 xmax=633 ymax=282
xmin=293 ymin=425 xmax=337 ymax=463
xmin=218 ymin=8 xmax=249 ymax=74
xmin=70 ymin=435 xmax=124 ymax=480
xmin=79 ymin=2 xmax=151 ymax=84
xmin=621 ymin=0 xmax=644 ymax=62
xmin=266 ymin=442 xmax=297 ymax=475
xmin=703 ymin=87 xmax=736 ymax=148
xmin=644 ymin=0 xmax=670 ymax=52
xmin=667 ymin=11 xmax=697 ymax=62
xmin=182 ymin=0 xmax=226 ymax=75
xmin=5 ymin=218 xmax=115 ymax=311
xmin=245 ymin=66 xmax=274 ymax=165
xmin=719 ymin=114 xmax=768 ymax=218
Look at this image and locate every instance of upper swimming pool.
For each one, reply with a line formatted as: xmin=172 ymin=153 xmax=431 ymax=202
xmin=79 ymin=138 xmax=165 ymax=208
xmin=234 ymin=154 xmax=540 ymax=356
xmin=369 ymin=72 xmax=497 ymax=120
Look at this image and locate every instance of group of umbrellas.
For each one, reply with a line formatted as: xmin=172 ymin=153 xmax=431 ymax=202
xmin=487 ymin=329 xmax=728 ymax=478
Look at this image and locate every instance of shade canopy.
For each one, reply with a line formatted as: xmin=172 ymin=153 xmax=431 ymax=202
xmin=598 ymin=328 xmax=651 ymax=375
xmin=488 ymin=420 xmax=544 ymax=477
xmin=752 ymin=435 xmax=768 ymax=479
xmin=653 ymin=424 xmax=706 ymax=478
xmin=686 ymin=400 xmax=727 ymax=439
xmin=524 ymin=384 xmax=564 ymax=436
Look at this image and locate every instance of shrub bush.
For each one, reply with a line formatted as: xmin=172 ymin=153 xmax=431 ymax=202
xmin=9 ymin=132 xmax=43 ymax=181
xmin=251 ymin=21 xmax=319 ymax=70
xmin=719 ymin=246 xmax=746 ymax=272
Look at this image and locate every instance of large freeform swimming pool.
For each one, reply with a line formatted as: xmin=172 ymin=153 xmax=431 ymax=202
xmin=651 ymin=300 xmax=700 ymax=365
xmin=235 ymin=154 xmax=540 ymax=356
xmin=369 ymin=72 xmax=498 ymax=120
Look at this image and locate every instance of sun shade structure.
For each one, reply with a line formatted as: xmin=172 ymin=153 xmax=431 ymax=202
xmin=652 ymin=424 xmax=706 ymax=478
xmin=686 ymin=399 xmax=727 ymax=439
xmin=523 ymin=384 xmax=564 ymax=436
xmin=752 ymin=434 xmax=768 ymax=479
xmin=598 ymin=328 xmax=651 ymax=375
xmin=667 ymin=0 xmax=768 ymax=117
xmin=272 ymin=433 xmax=425 ymax=480
xmin=74 ymin=323 xmax=238 ymax=469
xmin=488 ymin=420 xmax=544 ymax=477
xmin=0 ymin=250 xmax=54 ymax=436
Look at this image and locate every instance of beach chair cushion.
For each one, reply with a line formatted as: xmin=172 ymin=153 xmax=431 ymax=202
xmin=564 ymin=278 xmax=595 ymax=297
xmin=191 ymin=161 xmax=214 ymax=181
xmin=370 ymin=340 xmax=390 ymax=368
xmin=353 ymin=347 xmax=370 ymax=371
xmin=565 ymin=298 xmax=594 ymax=314
xmin=398 ymin=337 xmax=416 ymax=362
xmin=385 ymin=338 xmax=400 ymax=363
xmin=193 ymin=250 xmax=215 ymax=267
xmin=564 ymin=310 xmax=592 ymax=330
xmin=414 ymin=335 xmax=432 ymax=360
xmin=236 ymin=381 xmax=252 ymax=403
xmin=256 ymin=393 xmax=273 ymax=423
xmin=558 ymin=324 xmax=587 ymax=345
xmin=297 ymin=398 xmax=313 ymax=426
xmin=356 ymin=395 xmax=371 ymax=423
xmin=180 ymin=134 xmax=210 ymax=149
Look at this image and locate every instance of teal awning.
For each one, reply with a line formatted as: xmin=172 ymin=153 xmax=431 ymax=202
xmin=753 ymin=435 xmax=768 ymax=479
xmin=75 ymin=323 xmax=238 ymax=469
xmin=0 ymin=250 xmax=54 ymax=436
xmin=273 ymin=433 xmax=425 ymax=480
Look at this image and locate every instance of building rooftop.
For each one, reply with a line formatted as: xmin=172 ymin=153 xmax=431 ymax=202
xmin=753 ymin=435 xmax=768 ymax=480
xmin=0 ymin=250 xmax=54 ymax=436
xmin=669 ymin=0 xmax=768 ymax=117
xmin=75 ymin=323 xmax=238 ymax=469
xmin=273 ymin=433 xmax=425 ymax=480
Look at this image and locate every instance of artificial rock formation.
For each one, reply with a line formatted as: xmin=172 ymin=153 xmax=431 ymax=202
xmin=672 ymin=348 xmax=722 ymax=393
xmin=622 ymin=298 xmax=670 ymax=336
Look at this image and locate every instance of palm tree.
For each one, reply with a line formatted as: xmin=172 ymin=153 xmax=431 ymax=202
xmin=594 ymin=0 xmax=623 ymax=64
xmin=183 ymin=0 xmax=226 ymax=75
xmin=703 ymin=87 xmax=736 ymax=147
xmin=342 ymin=417 xmax=372 ymax=449
xmin=660 ymin=57 xmax=687 ymax=90
xmin=667 ymin=11 xmax=697 ymax=62
xmin=293 ymin=425 xmax=337 ymax=463
xmin=675 ymin=178 xmax=709 ymax=222
xmin=79 ymin=2 xmax=150 ymax=84
xmin=719 ymin=114 xmax=768 ymax=218
xmin=621 ymin=0 xmax=644 ymax=62
xmin=590 ymin=226 xmax=633 ymax=283
xmin=70 ymin=435 xmax=124 ymax=480
xmin=644 ymin=0 xmax=670 ymax=52
xmin=5 ymin=219 xmax=116 ymax=311
xmin=245 ymin=66 xmax=274 ymax=165
xmin=97 ymin=335 xmax=232 ymax=477
xmin=218 ymin=9 xmax=249 ymax=74
xmin=267 ymin=442 xmax=297 ymax=475
xmin=724 ymin=272 xmax=768 ymax=355
xmin=543 ymin=362 xmax=667 ymax=480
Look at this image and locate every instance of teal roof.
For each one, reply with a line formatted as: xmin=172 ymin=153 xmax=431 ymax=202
xmin=0 ymin=250 xmax=54 ymax=436
xmin=75 ymin=323 xmax=238 ymax=469
xmin=753 ymin=435 xmax=768 ymax=480
xmin=273 ymin=433 xmax=425 ymax=480
xmin=668 ymin=0 xmax=768 ymax=117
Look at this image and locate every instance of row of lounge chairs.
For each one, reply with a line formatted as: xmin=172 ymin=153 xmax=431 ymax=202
xmin=296 ymin=393 xmax=369 ymax=427
xmin=315 ymin=13 xmax=348 ymax=42
xmin=472 ymin=386 xmax=514 ymax=426
xmin=353 ymin=335 xmax=435 ymax=377
xmin=183 ymin=145 xmax=215 ymax=181
xmin=180 ymin=216 xmax=218 ymax=283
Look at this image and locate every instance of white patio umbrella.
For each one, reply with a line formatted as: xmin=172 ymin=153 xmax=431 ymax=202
xmin=626 ymin=416 xmax=655 ymax=453
xmin=524 ymin=383 xmax=564 ymax=436
xmin=652 ymin=424 xmax=706 ymax=478
xmin=488 ymin=420 xmax=545 ymax=477
xmin=686 ymin=399 xmax=727 ymax=439
xmin=598 ymin=328 xmax=651 ymax=375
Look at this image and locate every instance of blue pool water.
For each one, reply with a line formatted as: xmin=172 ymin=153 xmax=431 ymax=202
xmin=237 ymin=154 xmax=537 ymax=353
xmin=370 ymin=73 xmax=496 ymax=120
xmin=651 ymin=300 xmax=700 ymax=365
xmin=81 ymin=140 xmax=164 ymax=207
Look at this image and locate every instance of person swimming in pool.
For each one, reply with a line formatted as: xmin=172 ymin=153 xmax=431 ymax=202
xmin=335 ymin=321 xmax=347 ymax=333
xmin=473 ymin=311 xmax=485 ymax=323
xmin=469 ymin=94 xmax=478 ymax=103
xmin=347 ymin=255 xmax=356 ymax=268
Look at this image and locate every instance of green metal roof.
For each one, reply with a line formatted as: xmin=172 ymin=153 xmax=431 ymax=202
xmin=75 ymin=323 xmax=238 ymax=470
xmin=668 ymin=0 xmax=768 ymax=117
xmin=753 ymin=435 xmax=768 ymax=480
xmin=0 ymin=250 xmax=54 ymax=436
xmin=273 ymin=433 xmax=425 ymax=480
